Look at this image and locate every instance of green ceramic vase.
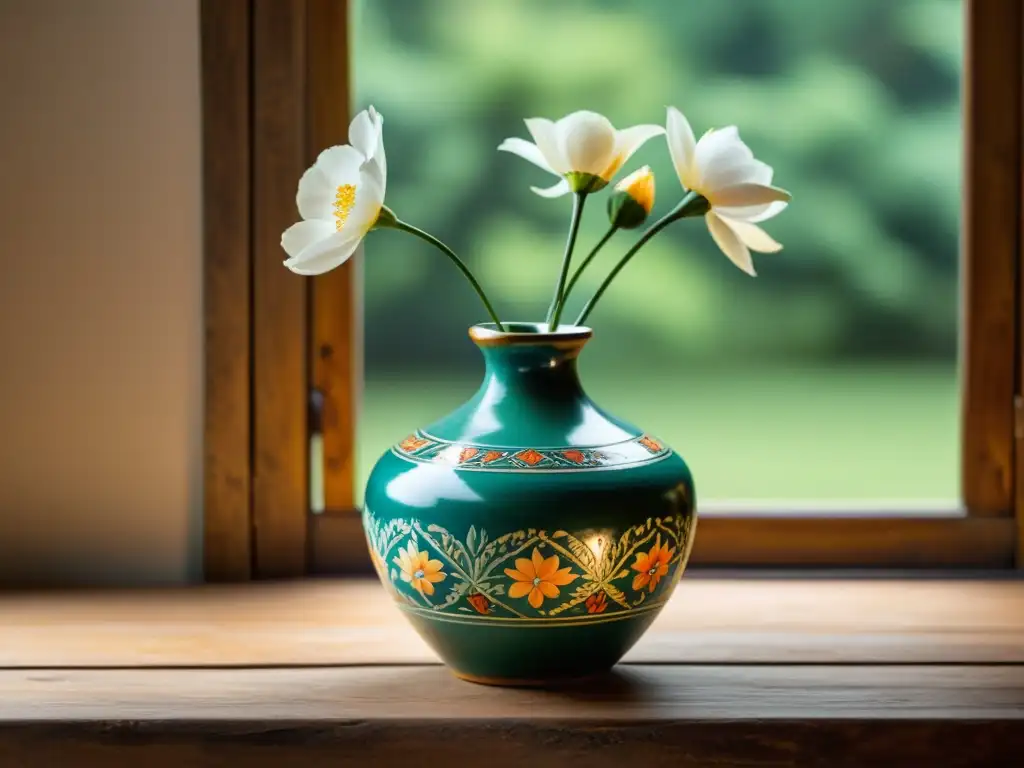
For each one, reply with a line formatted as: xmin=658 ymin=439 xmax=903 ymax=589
xmin=363 ymin=322 xmax=697 ymax=685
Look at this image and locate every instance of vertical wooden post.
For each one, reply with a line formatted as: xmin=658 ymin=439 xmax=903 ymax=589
xmin=305 ymin=0 xmax=367 ymax=573
xmin=962 ymin=0 xmax=1022 ymax=518
xmin=201 ymin=0 xmax=253 ymax=581
xmin=1016 ymin=1 xmax=1024 ymax=568
xmin=203 ymin=0 xmax=356 ymax=579
xmin=252 ymin=0 xmax=310 ymax=577
xmin=308 ymin=0 xmax=359 ymax=517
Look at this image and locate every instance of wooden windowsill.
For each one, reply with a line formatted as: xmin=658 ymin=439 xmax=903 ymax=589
xmin=2 ymin=577 xmax=1022 ymax=766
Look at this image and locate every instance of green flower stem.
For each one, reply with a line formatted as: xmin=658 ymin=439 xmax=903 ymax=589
xmin=559 ymin=223 xmax=618 ymax=310
xmin=389 ymin=218 xmax=505 ymax=331
xmin=546 ymin=191 xmax=588 ymax=331
xmin=575 ymin=192 xmax=699 ymax=326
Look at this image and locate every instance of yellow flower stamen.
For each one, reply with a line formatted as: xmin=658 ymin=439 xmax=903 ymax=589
xmin=333 ymin=184 xmax=357 ymax=231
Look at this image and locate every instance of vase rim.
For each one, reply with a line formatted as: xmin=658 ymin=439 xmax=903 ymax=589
xmin=469 ymin=322 xmax=593 ymax=347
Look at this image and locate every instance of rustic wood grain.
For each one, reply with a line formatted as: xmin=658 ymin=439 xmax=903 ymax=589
xmin=200 ymin=0 xmax=252 ymax=581
xmin=2 ymin=665 xmax=1022 ymax=721
xmin=962 ymin=0 xmax=1022 ymax=517
xmin=252 ymin=0 xmax=309 ymax=577
xmin=1017 ymin=1 xmax=1024 ymax=570
xmin=0 ymin=720 xmax=1020 ymax=768
xmin=1 ymin=580 xmax=1021 ymax=667
xmin=693 ymin=514 xmax=1014 ymax=567
xmin=307 ymin=0 xmax=358 ymax=517
xmin=2 ymin=581 xmax=1021 ymax=765
xmin=0 ymin=667 xmax=1021 ymax=767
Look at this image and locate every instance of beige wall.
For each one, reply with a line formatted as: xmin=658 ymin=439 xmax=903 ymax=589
xmin=0 ymin=0 xmax=202 ymax=585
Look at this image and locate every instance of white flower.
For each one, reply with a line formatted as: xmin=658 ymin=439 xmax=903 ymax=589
xmin=498 ymin=110 xmax=664 ymax=198
xmin=666 ymin=107 xmax=790 ymax=276
xmin=281 ymin=107 xmax=387 ymax=275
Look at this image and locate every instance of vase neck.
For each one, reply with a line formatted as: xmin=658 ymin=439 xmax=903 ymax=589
xmin=479 ymin=340 xmax=586 ymax=399
xmin=422 ymin=324 xmax=640 ymax=447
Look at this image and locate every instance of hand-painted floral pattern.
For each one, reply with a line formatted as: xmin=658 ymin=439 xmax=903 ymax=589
xmin=504 ymin=549 xmax=578 ymax=608
xmin=393 ymin=432 xmax=671 ymax=471
xmin=631 ymin=535 xmax=675 ymax=592
xmin=467 ymin=593 xmax=491 ymax=615
xmin=586 ymin=592 xmax=608 ymax=614
xmin=363 ymin=487 xmax=696 ymax=622
xmin=393 ymin=541 xmax=446 ymax=595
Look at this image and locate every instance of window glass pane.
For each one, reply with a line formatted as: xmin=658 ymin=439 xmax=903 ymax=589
xmin=354 ymin=0 xmax=961 ymax=503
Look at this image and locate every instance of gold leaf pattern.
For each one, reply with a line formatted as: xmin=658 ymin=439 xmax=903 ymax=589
xmin=363 ymin=499 xmax=696 ymax=622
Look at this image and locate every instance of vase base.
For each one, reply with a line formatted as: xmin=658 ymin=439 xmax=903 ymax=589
xmin=452 ymin=668 xmax=611 ymax=688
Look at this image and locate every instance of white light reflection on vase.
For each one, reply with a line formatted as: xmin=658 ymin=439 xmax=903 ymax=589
xmin=385 ymin=463 xmax=484 ymax=508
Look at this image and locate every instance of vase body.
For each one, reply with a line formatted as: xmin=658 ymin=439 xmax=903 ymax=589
xmin=363 ymin=323 xmax=697 ymax=685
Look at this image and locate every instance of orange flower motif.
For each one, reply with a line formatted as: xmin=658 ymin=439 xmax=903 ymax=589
xmin=515 ymin=449 xmax=546 ymax=466
xmin=631 ymin=535 xmax=675 ymax=593
xmin=393 ymin=541 xmax=446 ymax=595
xmin=561 ymin=449 xmax=586 ymax=464
xmin=638 ymin=435 xmax=663 ymax=453
xmin=585 ymin=591 xmax=608 ymax=614
xmin=400 ymin=435 xmax=429 ymax=452
xmin=466 ymin=593 xmax=491 ymax=615
xmin=504 ymin=548 xmax=578 ymax=609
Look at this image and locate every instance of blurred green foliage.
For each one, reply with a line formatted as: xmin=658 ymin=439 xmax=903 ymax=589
xmin=353 ymin=0 xmax=961 ymax=370
xmin=351 ymin=0 xmax=961 ymax=501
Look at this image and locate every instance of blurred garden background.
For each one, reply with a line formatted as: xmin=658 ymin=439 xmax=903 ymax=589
xmin=352 ymin=0 xmax=961 ymax=502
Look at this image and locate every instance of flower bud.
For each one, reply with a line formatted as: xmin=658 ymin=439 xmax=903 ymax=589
xmin=607 ymin=166 xmax=655 ymax=229
xmin=617 ymin=166 xmax=655 ymax=213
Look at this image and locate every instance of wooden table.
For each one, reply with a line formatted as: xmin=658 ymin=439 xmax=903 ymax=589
xmin=2 ymin=577 xmax=1022 ymax=766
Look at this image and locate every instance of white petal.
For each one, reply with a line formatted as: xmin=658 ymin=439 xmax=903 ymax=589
xmin=700 ymin=132 xmax=769 ymax=193
xmin=360 ymin=154 xmax=387 ymax=201
xmin=315 ymin=145 xmax=364 ymax=187
xmin=281 ymin=219 xmax=336 ymax=259
xmin=706 ymin=211 xmax=755 ymax=276
xmin=603 ymin=123 xmax=664 ymax=179
xmin=531 ymin=178 xmax=571 ymax=198
xmin=747 ymin=200 xmax=787 ymax=222
xmin=497 ymin=137 xmax=557 ymax=174
xmin=702 ymin=158 xmax=772 ymax=193
xmin=373 ymin=122 xmax=387 ymax=190
xmin=666 ymin=107 xmax=698 ymax=190
xmin=747 ymin=160 xmax=773 ymax=186
xmin=694 ymin=126 xmax=756 ymax=194
xmin=694 ymin=126 xmax=752 ymax=164
xmin=716 ymin=199 xmax=788 ymax=223
xmin=708 ymin=182 xmax=791 ymax=208
xmin=348 ymin=106 xmax=382 ymax=161
xmin=296 ymin=164 xmax=334 ymax=220
xmin=342 ymin=167 xmax=386 ymax=236
xmin=525 ymin=118 xmax=566 ymax=173
xmin=717 ymin=216 xmax=782 ymax=253
xmin=615 ymin=124 xmax=665 ymax=156
xmin=348 ymin=110 xmax=373 ymax=159
xmin=284 ymin=231 xmax=362 ymax=275
xmin=556 ymin=110 xmax=616 ymax=176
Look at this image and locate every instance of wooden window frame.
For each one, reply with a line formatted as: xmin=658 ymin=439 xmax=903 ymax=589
xmin=201 ymin=0 xmax=1023 ymax=580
